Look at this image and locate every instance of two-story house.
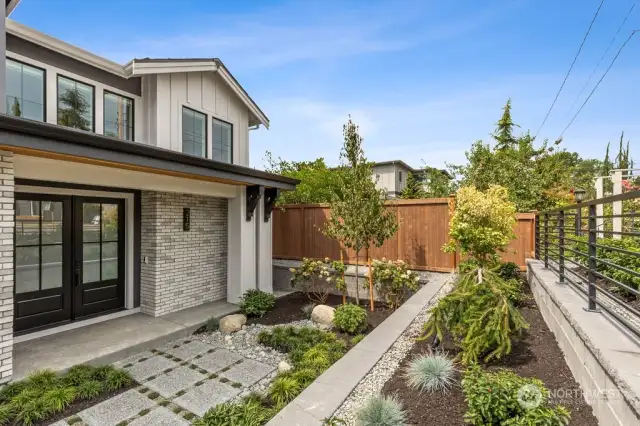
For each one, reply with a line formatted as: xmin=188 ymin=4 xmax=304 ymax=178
xmin=372 ymin=160 xmax=451 ymax=198
xmin=0 ymin=0 xmax=297 ymax=383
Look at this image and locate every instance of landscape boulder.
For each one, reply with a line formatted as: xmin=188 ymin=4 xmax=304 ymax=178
xmin=311 ymin=305 xmax=335 ymax=326
xmin=219 ymin=314 xmax=247 ymax=333
xmin=278 ymin=360 xmax=292 ymax=374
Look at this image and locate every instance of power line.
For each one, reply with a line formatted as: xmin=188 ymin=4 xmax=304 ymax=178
xmin=557 ymin=30 xmax=638 ymax=140
xmin=565 ymin=4 xmax=635 ymax=118
xmin=534 ymin=0 xmax=605 ymax=139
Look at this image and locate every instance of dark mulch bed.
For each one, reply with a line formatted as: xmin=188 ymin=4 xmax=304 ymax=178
xmin=40 ymin=383 xmax=136 ymax=426
xmin=246 ymin=292 xmax=399 ymax=332
xmin=382 ymin=287 xmax=599 ymax=425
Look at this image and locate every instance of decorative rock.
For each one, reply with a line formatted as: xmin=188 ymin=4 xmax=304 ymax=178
xmin=219 ymin=314 xmax=247 ymax=333
xmin=224 ymin=335 xmax=232 ymax=345
xmin=311 ymin=305 xmax=335 ymax=326
xmin=278 ymin=361 xmax=292 ymax=374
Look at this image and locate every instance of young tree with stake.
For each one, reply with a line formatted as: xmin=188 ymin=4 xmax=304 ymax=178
xmin=324 ymin=118 xmax=398 ymax=305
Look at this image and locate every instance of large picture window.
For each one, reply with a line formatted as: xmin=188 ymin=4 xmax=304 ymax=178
xmin=6 ymin=59 xmax=45 ymax=121
xmin=213 ymin=118 xmax=232 ymax=163
xmin=104 ymin=91 xmax=134 ymax=141
xmin=182 ymin=107 xmax=206 ymax=158
xmin=57 ymin=76 xmax=94 ymax=131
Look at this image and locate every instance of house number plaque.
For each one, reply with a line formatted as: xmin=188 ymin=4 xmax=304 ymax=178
xmin=183 ymin=208 xmax=191 ymax=231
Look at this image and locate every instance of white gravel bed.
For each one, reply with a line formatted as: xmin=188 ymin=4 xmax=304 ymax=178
xmin=332 ymin=279 xmax=455 ymax=425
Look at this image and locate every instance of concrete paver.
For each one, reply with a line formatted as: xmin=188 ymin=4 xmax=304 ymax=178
xmin=192 ymin=348 xmax=243 ymax=372
xmin=173 ymin=379 xmax=241 ymax=416
xmin=145 ymin=366 xmax=206 ymax=398
xmin=128 ymin=406 xmax=191 ymax=426
xmin=164 ymin=340 xmax=216 ymax=361
xmin=78 ymin=389 xmax=155 ymax=426
xmin=219 ymin=358 xmax=275 ymax=386
xmin=124 ymin=355 xmax=178 ymax=382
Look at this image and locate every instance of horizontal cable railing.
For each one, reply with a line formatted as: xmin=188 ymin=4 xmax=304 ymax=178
xmin=535 ymin=190 xmax=640 ymax=339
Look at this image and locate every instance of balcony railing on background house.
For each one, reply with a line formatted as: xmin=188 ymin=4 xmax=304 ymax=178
xmin=535 ymin=190 xmax=640 ymax=339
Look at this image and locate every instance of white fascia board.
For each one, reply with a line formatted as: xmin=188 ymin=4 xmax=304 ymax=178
xmin=216 ymin=65 xmax=269 ymax=129
xmin=6 ymin=19 xmax=127 ymax=77
xmin=6 ymin=0 xmax=21 ymax=16
xmin=129 ymin=60 xmax=217 ymax=76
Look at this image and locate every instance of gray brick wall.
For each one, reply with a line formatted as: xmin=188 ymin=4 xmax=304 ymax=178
xmin=0 ymin=151 xmax=13 ymax=384
xmin=140 ymin=191 xmax=228 ymax=317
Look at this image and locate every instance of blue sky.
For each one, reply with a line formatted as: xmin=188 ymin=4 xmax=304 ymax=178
xmin=12 ymin=0 xmax=640 ymax=169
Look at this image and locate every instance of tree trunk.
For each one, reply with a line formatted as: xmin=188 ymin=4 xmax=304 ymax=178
xmin=354 ymin=254 xmax=360 ymax=305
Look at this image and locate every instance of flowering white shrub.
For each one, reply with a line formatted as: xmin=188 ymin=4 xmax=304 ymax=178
xmin=290 ymin=257 xmax=347 ymax=304
xmin=371 ymin=258 xmax=420 ymax=310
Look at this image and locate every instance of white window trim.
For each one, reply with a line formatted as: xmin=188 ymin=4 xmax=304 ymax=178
xmin=6 ymin=51 xmax=143 ymax=141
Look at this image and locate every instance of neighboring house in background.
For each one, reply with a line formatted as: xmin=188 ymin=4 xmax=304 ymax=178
xmin=372 ymin=160 xmax=450 ymax=198
xmin=0 ymin=0 xmax=298 ymax=383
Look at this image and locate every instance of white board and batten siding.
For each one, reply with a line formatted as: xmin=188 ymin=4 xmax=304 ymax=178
xmin=143 ymin=72 xmax=251 ymax=167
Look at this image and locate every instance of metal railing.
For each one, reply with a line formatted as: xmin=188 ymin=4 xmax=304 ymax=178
xmin=535 ymin=190 xmax=640 ymax=339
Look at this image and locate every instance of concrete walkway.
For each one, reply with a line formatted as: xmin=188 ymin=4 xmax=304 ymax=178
xmin=14 ymin=300 xmax=239 ymax=380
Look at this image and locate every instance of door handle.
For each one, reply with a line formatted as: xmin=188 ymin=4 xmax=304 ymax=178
xmin=75 ymin=263 xmax=81 ymax=287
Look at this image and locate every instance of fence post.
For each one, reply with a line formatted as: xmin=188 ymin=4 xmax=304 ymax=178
xmin=535 ymin=214 xmax=540 ymax=260
xmin=575 ymin=205 xmax=582 ymax=236
xmin=585 ymin=204 xmax=599 ymax=312
xmin=557 ymin=210 xmax=565 ymax=284
xmin=544 ymin=213 xmax=549 ymax=268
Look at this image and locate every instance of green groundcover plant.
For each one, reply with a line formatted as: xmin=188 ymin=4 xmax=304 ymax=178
xmin=462 ymin=365 xmax=570 ymax=426
xmin=0 ymin=365 xmax=132 ymax=426
xmin=239 ymin=289 xmax=276 ymax=318
xmin=197 ymin=326 xmax=349 ymax=426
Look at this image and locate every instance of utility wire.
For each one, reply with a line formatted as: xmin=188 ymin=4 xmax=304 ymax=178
xmin=565 ymin=4 xmax=635 ymax=118
xmin=557 ymin=30 xmax=638 ymax=140
xmin=534 ymin=0 xmax=605 ymax=139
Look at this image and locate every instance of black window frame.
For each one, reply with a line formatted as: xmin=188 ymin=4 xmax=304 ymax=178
xmin=103 ymin=90 xmax=135 ymax=141
xmin=398 ymin=171 xmax=403 ymax=183
xmin=181 ymin=106 xmax=208 ymax=158
xmin=212 ymin=117 xmax=233 ymax=164
xmin=6 ymin=57 xmax=47 ymax=122
xmin=56 ymin=74 xmax=96 ymax=132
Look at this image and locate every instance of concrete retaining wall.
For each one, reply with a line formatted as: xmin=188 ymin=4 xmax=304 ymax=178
xmin=527 ymin=259 xmax=640 ymax=426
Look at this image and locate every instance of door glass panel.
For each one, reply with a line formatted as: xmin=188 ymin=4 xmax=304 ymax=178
xmin=102 ymin=242 xmax=118 ymax=280
xmin=41 ymin=245 xmax=62 ymax=289
xmin=83 ymin=243 xmax=100 ymax=283
xmin=41 ymin=201 xmax=63 ymax=244
xmin=82 ymin=203 xmax=101 ymax=242
xmin=16 ymin=246 xmax=39 ymax=293
xmin=102 ymin=204 xmax=118 ymax=241
xmin=15 ymin=200 xmax=40 ymax=246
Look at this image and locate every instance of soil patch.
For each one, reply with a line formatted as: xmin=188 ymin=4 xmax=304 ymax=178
xmin=382 ymin=288 xmax=599 ymax=425
xmin=40 ymin=382 xmax=136 ymax=426
xmin=246 ymin=292 xmax=399 ymax=331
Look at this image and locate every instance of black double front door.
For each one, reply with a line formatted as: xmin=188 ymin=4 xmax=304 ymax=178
xmin=14 ymin=194 xmax=125 ymax=333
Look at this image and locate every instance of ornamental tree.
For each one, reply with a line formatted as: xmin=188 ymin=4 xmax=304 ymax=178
xmin=445 ymin=185 xmax=516 ymax=266
xmin=324 ymin=118 xmax=398 ymax=304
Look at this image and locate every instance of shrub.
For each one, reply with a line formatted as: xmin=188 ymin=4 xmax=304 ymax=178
xmin=26 ymin=370 xmax=57 ymax=388
xmin=290 ymin=258 xmax=346 ymax=304
xmin=14 ymin=398 xmax=53 ymax=426
xmin=257 ymin=326 xmax=338 ymax=355
xmin=420 ymin=269 xmax=528 ymax=364
xmin=371 ymin=259 xmax=420 ymax=310
xmin=91 ymin=365 xmax=115 ymax=381
xmin=445 ymin=185 xmax=516 ymax=265
xmin=42 ymin=386 xmax=76 ymax=412
xmin=0 ymin=404 xmax=15 ymax=424
xmin=462 ymin=365 xmax=570 ymax=426
xmin=356 ymin=394 xmax=407 ymax=426
xmin=195 ymin=397 xmax=273 ymax=426
xmin=405 ymin=352 xmax=455 ymax=393
xmin=206 ymin=317 xmax=220 ymax=332
xmin=301 ymin=303 xmax=316 ymax=319
xmin=268 ymin=376 xmax=301 ymax=406
xmin=333 ymin=304 xmax=368 ymax=334
xmin=497 ymin=261 xmax=520 ymax=280
xmin=63 ymin=364 xmax=95 ymax=386
xmin=240 ymin=289 xmax=276 ymax=317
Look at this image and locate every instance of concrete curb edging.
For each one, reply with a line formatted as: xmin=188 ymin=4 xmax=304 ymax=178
xmin=527 ymin=259 xmax=640 ymax=425
xmin=266 ymin=273 xmax=454 ymax=425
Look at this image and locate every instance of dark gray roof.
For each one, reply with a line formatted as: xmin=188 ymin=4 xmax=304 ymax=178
xmin=372 ymin=160 xmax=452 ymax=179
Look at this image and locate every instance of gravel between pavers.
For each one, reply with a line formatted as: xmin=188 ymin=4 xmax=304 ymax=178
xmin=332 ymin=279 xmax=455 ymax=425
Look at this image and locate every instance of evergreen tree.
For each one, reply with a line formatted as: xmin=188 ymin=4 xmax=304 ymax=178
xmin=11 ymin=98 xmax=21 ymax=117
xmin=58 ymin=88 xmax=91 ymax=131
xmin=492 ymin=99 xmax=519 ymax=150
xmin=400 ymin=172 xmax=426 ymax=199
xmin=324 ymin=118 xmax=398 ymax=304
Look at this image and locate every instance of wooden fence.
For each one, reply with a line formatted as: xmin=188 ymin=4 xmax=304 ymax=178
xmin=272 ymin=199 xmax=536 ymax=272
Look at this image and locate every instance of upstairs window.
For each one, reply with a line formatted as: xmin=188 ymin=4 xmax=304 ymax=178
xmin=182 ymin=107 xmax=206 ymax=158
xmin=6 ymin=59 xmax=45 ymax=121
xmin=398 ymin=171 xmax=403 ymax=183
xmin=104 ymin=91 xmax=133 ymax=141
xmin=212 ymin=118 xmax=232 ymax=163
xmin=57 ymin=76 xmax=94 ymax=131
